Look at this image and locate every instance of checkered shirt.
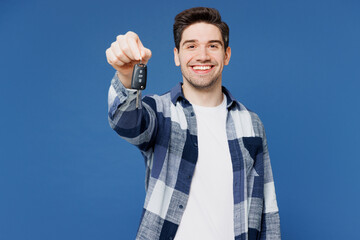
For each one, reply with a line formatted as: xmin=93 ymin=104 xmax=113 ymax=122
xmin=108 ymin=73 xmax=281 ymax=240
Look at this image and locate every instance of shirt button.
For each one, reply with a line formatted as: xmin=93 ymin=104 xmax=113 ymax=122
xmin=188 ymin=175 xmax=191 ymax=179
xmin=190 ymin=112 xmax=194 ymax=116
xmin=194 ymin=142 xmax=198 ymax=147
xmin=179 ymin=205 xmax=183 ymax=209
xmin=169 ymin=237 xmax=173 ymax=240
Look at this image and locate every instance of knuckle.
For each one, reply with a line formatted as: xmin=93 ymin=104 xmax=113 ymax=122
xmin=115 ymin=55 xmax=122 ymax=61
xmin=122 ymin=44 xmax=130 ymax=53
xmin=111 ymin=42 xmax=117 ymax=48
xmin=112 ymin=57 xmax=119 ymax=64
xmin=116 ymin=35 xmax=124 ymax=41
xmin=105 ymin=50 xmax=112 ymax=59
xmin=126 ymin=31 xmax=138 ymax=38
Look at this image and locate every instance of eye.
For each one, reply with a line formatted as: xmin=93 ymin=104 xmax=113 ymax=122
xmin=209 ymin=44 xmax=218 ymax=48
xmin=187 ymin=45 xmax=195 ymax=49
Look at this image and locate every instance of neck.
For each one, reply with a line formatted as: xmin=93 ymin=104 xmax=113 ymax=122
xmin=182 ymin=79 xmax=223 ymax=107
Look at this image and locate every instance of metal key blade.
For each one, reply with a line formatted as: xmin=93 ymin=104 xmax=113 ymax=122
xmin=136 ymin=91 xmax=139 ymax=108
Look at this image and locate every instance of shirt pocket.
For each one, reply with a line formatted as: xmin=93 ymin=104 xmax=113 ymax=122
xmin=242 ymin=137 xmax=265 ymax=199
xmin=242 ymin=137 xmax=263 ymax=175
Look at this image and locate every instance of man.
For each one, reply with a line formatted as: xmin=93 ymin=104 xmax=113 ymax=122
xmin=106 ymin=7 xmax=280 ymax=240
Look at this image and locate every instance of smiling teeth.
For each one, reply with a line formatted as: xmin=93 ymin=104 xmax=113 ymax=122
xmin=193 ymin=66 xmax=211 ymax=70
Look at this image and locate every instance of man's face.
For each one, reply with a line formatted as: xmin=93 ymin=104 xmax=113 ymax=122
xmin=174 ymin=22 xmax=231 ymax=90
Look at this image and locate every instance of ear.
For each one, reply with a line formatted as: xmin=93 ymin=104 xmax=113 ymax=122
xmin=174 ymin=47 xmax=180 ymax=66
xmin=224 ymin=47 xmax=231 ymax=65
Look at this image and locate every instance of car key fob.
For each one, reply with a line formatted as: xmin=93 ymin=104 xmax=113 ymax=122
xmin=131 ymin=62 xmax=147 ymax=108
xmin=131 ymin=63 xmax=147 ymax=90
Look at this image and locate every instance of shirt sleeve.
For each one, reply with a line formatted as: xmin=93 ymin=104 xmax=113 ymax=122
xmin=107 ymin=72 xmax=158 ymax=152
xmin=260 ymin=123 xmax=281 ymax=240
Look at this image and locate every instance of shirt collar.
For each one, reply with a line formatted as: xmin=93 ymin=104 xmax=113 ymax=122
xmin=170 ymin=82 xmax=237 ymax=109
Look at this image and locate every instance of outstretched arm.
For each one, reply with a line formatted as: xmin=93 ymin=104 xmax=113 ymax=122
xmin=106 ymin=32 xmax=156 ymax=152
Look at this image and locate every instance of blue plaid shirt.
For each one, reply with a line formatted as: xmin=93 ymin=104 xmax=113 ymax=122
xmin=108 ymin=73 xmax=281 ymax=240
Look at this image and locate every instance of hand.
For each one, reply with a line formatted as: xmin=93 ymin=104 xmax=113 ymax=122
xmin=106 ymin=31 xmax=152 ymax=88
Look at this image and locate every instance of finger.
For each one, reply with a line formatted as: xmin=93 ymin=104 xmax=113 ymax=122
xmin=127 ymin=37 xmax=141 ymax=61
xmin=106 ymin=48 xmax=124 ymax=66
xmin=111 ymin=41 xmax=132 ymax=65
xmin=107 ymin=46 xmax=132 ymax=67
xmin=117 ymin=35 xmax=135 ymax=61
xmin=136 ymin=39 xmax=146 ymax=60
xmin=135 ymin=38 xmax=151 ymax=63
xmin=142 ymin=48 xmax=152 ymax=64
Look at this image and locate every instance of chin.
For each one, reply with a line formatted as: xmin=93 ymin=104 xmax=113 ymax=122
xmin=186 ymin=77 xmax=220 ymax=90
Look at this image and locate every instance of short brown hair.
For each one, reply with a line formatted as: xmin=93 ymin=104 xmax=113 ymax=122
xmin=173 ymin=7 xmax=229 ymax=52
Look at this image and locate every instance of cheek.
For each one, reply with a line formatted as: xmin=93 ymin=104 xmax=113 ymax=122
xmin=180 ymin=53 xmax=195 ymax=63
xmin=217 ymin=54 xmax=226 ymax=64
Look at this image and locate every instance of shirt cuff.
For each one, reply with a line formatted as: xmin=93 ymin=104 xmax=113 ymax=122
xmin=108 ymin=72 xmax=139 ymax=118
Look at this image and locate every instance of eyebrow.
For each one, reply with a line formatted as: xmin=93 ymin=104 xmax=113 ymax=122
xmin=208 ymin=40 xmax=223 ymax=46
xmin=181 ymin=39 xmax=224 ymax=47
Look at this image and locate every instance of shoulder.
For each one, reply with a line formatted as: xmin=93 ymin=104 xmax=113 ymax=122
xmin=142 ymin=83 xmax=183 ymax=113
xmin=232 ymin=99 xmax=266 ymax=138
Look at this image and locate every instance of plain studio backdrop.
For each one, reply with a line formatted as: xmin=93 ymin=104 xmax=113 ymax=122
xmin=1 ymin=0 xmax=359 ymax=239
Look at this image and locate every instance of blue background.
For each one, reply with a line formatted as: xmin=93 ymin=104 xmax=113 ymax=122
xmin=1 ymin=0 xmax=359 ymax=239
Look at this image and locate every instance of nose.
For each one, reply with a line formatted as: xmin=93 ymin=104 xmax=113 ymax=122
xmin=196 ymin=46 xmax=211 ymax=62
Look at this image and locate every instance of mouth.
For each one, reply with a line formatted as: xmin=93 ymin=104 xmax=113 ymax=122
xmin=190 ymin=65 xmax=214 ymax=74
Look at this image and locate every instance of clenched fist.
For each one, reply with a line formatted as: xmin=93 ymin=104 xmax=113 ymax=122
xmin=106 ymin=31 xmax=152 ymax=88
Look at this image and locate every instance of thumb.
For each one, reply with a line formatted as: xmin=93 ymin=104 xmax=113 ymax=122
xmin=141 ymin=47 xmax=152 ymax=64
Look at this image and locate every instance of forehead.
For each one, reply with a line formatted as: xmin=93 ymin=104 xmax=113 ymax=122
xmin=180 ymin=22 xmax=223 ymax=44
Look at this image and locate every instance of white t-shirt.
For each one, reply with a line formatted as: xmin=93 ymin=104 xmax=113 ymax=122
xmin=175 ymin=95 xmax=234 ymax=240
